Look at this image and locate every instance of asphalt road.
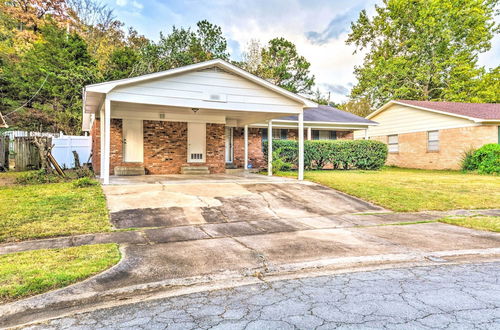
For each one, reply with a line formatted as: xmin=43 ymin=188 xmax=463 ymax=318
xmin=25 ymin=262 xmax=500 ymax=330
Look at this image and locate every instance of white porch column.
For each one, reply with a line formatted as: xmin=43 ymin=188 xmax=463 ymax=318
xmin=298 ymin=112 xmax=304 ymax=181
xmin=364 ymin=128 xmax=369 ymax=140
xmin=307 ymin=127 xmax=312 ymax=140
xmin=99 ymin=105 xmax=105 ymax=179
xmin=244 ymin=125 xmax=249 ymax=170
xmin=103 ymin=97 xmax=111 ymax=185
xmin=267 ymin=120 xmax=273 ymax=176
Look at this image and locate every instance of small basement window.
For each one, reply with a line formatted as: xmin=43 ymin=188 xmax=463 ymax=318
xmin=388 ymin=135 xmax=399 ymax=153
xmin=428 ymin=130 xmax=439 ymax=152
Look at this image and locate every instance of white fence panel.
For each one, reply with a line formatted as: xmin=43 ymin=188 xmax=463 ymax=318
xmin=52 ymin=135 xmax=91 ymax=169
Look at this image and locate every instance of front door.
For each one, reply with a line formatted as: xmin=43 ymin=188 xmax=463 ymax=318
xmin=123 ymin=119 xmax=143 ymax=162
xmin=225 ymin=127 xmax=233 ymax=163
xmin=187 ymin=122 xmax=206 ymax=163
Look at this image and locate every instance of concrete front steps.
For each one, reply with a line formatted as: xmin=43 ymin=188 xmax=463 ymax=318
xmin=181 ymin=166 xmax=210 ymax=175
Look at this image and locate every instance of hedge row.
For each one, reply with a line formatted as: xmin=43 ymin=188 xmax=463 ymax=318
xmin=263 ymin=139 xmax=388 ymax=171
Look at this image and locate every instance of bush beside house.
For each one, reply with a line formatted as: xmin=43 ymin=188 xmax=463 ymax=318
xmin=462 ymin=144 xmax=500 ymax=174
xmin=263 ymin=140 xmax=388 ymax=171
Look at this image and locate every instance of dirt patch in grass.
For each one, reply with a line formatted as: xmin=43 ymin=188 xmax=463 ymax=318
xmin=0 ymin=244 xmax=120 ymax=303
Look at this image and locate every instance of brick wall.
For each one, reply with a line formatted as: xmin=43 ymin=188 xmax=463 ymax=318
xmin=91 ymin=119 xmax=226 ymax=175
xmin=371 ymin=125 xmax=498 ymax=170
xmin=233 ymin=127 xmax=266 ymax=169
xmin=205 ymin=123 xmax=226 ymax=174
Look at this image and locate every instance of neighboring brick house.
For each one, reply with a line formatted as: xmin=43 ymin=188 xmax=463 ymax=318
xmin=83 ymin=59 xmax=375 ymax=183
xmin=354 ymin=100 xmax=500 ymax=170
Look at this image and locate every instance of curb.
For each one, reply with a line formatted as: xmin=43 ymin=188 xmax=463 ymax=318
xmin=2 ymin=247 xmax=500 ymax=329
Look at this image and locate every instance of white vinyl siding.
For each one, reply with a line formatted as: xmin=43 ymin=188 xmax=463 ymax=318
xmin=388 ymin=134 xmax=399 ymax=153
xmin=355 ymin=104 xmax=476 ymax=139
xmin=428 ymin=130 xmax=439 ymax=151
xmin=109 ymin=68 xmax=302 ymax=114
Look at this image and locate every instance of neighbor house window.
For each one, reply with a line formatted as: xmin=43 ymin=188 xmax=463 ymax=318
xmin=388 ymin=135 xmax=399 ymax=153
xmin=428 ymin=130 xmax=439 ymax=152
xmin=312 ymin=130 xmax=337 ymax=140
xmin=262 ymin=128 xmax=288 ymax=141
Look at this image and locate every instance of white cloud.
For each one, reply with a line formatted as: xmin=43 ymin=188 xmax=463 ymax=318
xmin=131 ymin=1 xmax=143 ymax=10
xmin=116 ymin=0 xmax=127 ymax=6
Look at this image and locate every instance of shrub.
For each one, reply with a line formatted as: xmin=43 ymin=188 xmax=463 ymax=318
xmin=73 ymin=166 xmax=94 ymax=179
xmin=72 ymin=177 xmax=99 ymax=188
xmin=263 ymin=139 xmax=387 ymax=171
xmin=15 ymin=169 xmax=63 ymax=185
xmin=471 ymin=144 xmax=500 ymax=174
xmin=460 ymin=148 xmax=477 ymax=171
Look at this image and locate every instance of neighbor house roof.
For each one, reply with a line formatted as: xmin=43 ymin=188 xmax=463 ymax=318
xmin=277 ymin=105 xmax=378 ymax=125
xmin=368 ymin=100 xmax=500 ymax=122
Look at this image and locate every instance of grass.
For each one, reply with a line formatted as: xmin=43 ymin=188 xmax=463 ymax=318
xmin=439 ymin=216 xmax=500 ymax=232
xmin=277 ymin=167 xmax=500 ymax=212
xmin=0 ymin=171 xmax=111 ymax=242
xmin=0 ymin=244 xmax=120 ymax=303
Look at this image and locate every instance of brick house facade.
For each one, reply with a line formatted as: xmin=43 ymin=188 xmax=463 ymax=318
xmin=91 ymin=119 xmax=356 ymax=175
xmin=361 ymin=100 xmax=500 ymax=170
xmin=92 ymin=119 xmax=226 ymax=175
xmin=370 ymin=125 xmax=498 ymax=170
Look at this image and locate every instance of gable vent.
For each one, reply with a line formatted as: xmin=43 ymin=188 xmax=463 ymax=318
xmin=203 ymin=92 xmax=227 ymax=103
xmin=159 ymin=113 xmax=165 ymax=119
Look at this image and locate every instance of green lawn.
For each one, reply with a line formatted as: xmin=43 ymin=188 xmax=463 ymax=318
xmin=277 ymin=167 xmax=500 ymax=212
xmin=0 ymin=244 xmax=120 ymax=303
xmin=440 ymin=216 xmax=500 ymax=232
xmin=0 ymin=172 xmax=111 ymax=242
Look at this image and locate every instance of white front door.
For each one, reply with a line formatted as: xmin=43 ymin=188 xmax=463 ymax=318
xmin=225 ymin=127 xmax=233 ymax=163
xmin=187 ymin=122 xmax=206 ymax=163
xmin=123 ymin=119 xmax=143 ymax=162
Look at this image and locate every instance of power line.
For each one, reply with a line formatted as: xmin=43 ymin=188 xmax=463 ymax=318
xmin=5 ymin=73 xmax=49 ymax=117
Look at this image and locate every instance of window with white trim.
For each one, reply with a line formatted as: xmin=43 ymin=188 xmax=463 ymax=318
xmin=388 ymin=135 xmax=399 ymax=153
xmin=312 ymin=130 xmax=337 ymax=140
xmin=428 ymin=130 xmax=439 ymax=152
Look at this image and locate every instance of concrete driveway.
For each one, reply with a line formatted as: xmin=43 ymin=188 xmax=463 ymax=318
xmin=103 ymin=173 xmax=384 ymax=229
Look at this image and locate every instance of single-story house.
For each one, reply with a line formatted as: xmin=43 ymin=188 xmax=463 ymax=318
xmin=82 ymin=59 xmax=375 ymax=183
xmin=354 ymin=100 xmax=500 ymax=170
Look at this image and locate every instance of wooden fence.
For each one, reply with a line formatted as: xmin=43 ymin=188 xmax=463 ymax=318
xmin=13 ymin=137 xmax=52 ymax=171
xmin=0 ymin=136 xmax=8 ymax=170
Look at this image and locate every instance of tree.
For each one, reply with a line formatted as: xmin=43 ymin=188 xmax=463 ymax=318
xmin=132 ymin=20 xmax=229 ymax=75
xmin=2 ymin=23 xmax=99 ymax=134
xmin=241 ymin=39 xmax=262 ymax=73
xmin=103 ymin=46 xmax=139 ymax=80
xmin=337 ymin=98 xmax=373 ymax=118
xmin=347 ymin=0 xmax=498 ymax=108
xmin=257 ymin=37 xmax=315 ymax=94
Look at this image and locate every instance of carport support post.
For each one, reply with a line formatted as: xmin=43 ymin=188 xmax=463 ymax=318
xmin=364 ymin=129 xmax=368 ymax=140
xmin=244 ymin=125 xmax=248 ymax=170
xmin=307 ymin=127 xmax=312 ymax=140
xmin=268 ymin=120 xmax=272 ymax=176
xmin=99 ymin=105 xmax=105 ymax=179
xmin=298 ymin=112 xmax=304 ymax=181
xmin=103 ymin=97 xmax=111 ymax=185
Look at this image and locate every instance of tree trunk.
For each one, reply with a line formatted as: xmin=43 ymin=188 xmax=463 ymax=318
xmin=32 ymin=136 xmax=53 ymax=173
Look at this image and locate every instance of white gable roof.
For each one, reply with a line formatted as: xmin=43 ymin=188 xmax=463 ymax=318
xmin=84 ymin=59 xmax=317 ymax=114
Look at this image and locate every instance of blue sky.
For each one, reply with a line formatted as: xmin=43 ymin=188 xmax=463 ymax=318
xmin=103 ymin=0 xmax=499 ymax=103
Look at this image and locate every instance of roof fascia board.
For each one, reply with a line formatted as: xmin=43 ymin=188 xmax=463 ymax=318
xmin=274 ymin=119 xmax=378 ymax=126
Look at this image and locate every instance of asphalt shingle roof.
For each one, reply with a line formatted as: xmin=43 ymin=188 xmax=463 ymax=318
xmin=397 ymin=100 xmax=500 ymax=120
xmin=278 ymin=105 xmax=376 ymax=124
